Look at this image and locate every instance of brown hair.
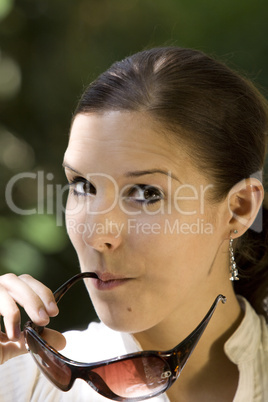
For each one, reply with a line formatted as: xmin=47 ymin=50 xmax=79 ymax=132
xmin=75 ymin=47 xmax=268 ymax=319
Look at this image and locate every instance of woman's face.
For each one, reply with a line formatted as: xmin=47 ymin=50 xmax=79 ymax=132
xmin=64 ymin=111 xmax=230 ymax=334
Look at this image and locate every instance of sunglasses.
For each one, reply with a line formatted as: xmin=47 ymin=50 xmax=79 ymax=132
xmin=24 ymin=272 xmax=226 ymax=401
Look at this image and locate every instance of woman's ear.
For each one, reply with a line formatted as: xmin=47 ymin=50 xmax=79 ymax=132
xmin=227 ymin=178 xmax=264 ymax=236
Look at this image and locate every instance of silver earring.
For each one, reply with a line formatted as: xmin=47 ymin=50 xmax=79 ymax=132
xmin=229 ymin=230 xmax=239 ymax=281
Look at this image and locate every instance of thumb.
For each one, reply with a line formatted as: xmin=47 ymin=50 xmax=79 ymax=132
xmin=42 ymin=328 xmax=66 ymax=351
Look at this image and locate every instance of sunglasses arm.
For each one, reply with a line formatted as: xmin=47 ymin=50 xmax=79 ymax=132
xmin=168 ymin=294 xmax=226 ymax=378
xmin=53 ymin=272 xmax=98 ymax=303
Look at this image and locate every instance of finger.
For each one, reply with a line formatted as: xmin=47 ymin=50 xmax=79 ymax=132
xmin=19 ymin=274 xmax=59 ymax=317
xmin=0 ymin=285 xmax=21 ymax=341
xmin=0 ymin=274 xmax=53 ymax=326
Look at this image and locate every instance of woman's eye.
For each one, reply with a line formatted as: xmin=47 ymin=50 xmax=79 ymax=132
xmin=69 ymin=178 xmax=96 ymax=196
xmin=127 ymin=185 xmax=164 ymax=204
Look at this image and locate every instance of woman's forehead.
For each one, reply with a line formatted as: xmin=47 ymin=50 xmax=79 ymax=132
xmin=66 ymin=112 xmax=193 ymax=172
xmin=68 ymin=112 xmax=185 ymax=155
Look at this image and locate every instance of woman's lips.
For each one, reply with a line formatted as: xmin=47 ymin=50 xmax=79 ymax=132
xmin=91 ymin=272 xmax=131 ymax=291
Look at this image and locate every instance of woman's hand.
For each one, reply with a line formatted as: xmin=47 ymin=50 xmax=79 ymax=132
xmin=0 ymin=273 xmax=66 ymax=364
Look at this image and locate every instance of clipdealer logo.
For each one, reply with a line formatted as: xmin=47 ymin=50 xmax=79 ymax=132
xmin=5 ymin=170 xmax=213 ymax=224
xmin=4 ymin=170 xmax=263 ymax=233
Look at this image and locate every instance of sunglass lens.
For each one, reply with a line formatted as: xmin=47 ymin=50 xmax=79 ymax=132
xmin=91 ymin=355 xmax=171 ymax=399
xmin=25 ymin=329 xmax=72 ymax=391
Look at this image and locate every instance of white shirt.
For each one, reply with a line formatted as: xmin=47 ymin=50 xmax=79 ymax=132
xmin=1 ymin=297 xmax=267 ymax=402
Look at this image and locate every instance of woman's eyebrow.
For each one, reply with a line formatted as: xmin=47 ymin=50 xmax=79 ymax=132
xmin=63 ymin=163 xmax=181 ymax=183
xmin=125 ymin=169 xmax=181 ymax=183
xmin=62 ymin=162 xmax=82 ymax=175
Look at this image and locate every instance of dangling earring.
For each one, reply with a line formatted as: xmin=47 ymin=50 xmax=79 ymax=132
xmin=229 ymin=230 xmax=239 ymax=281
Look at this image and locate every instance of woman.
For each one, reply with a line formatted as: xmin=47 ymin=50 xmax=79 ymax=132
xmin=0 ymin=47 xmax=267 ymax=401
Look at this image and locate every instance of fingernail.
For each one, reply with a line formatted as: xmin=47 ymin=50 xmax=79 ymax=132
xmin=49 ymin=301 xmax=59 ymax=315
xmin=39 ymin=308 xmax=49 ymax=321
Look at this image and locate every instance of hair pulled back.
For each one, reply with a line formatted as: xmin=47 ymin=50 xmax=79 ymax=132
xmin=75 ymin=47 xmax=268 ymax=319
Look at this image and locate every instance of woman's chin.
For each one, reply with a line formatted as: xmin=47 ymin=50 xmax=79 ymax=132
xmin=95 ymin=307 xmax=153 ymax=334
xmin=98 ymin=313 xmax=141 ymax=333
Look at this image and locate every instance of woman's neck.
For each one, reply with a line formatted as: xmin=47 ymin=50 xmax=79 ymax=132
xmin=133 ymin=288 xmax=244 ymax=401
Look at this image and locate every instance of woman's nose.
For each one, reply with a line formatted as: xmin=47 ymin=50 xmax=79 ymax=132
xmin=80 ymin=185 xmax=126 ymax=252
xmin=85 ymin=229 xmax=123 ymax=252
xmin=82 ymin=209 xmax=124 ymax=253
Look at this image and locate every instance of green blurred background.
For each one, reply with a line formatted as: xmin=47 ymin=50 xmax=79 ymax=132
xmin=0 ymin=0 xmax=268 ymax=332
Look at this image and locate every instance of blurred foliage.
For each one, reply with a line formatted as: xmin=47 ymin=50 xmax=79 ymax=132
xmin=0 ymin=0 xmax=268 ymax=332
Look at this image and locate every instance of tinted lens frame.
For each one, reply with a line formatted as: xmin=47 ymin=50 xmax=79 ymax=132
xmin=24 ymin=324 xmax=172 ymax=401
